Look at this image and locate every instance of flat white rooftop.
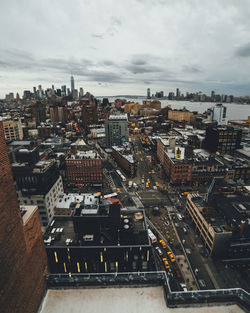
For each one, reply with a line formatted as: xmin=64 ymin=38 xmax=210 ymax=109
xmin=38 ymin=287 xmax=245 ymax=313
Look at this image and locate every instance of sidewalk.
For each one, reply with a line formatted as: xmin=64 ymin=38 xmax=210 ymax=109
xmin=176 ymin=254 xmax=197 ymax=290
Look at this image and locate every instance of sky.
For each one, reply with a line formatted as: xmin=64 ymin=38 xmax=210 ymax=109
xmin=1 ymin=0 xmax=250 ymax=98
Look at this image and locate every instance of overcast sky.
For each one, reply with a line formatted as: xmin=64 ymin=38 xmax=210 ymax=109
xmin=1 ymin=0 xmax=250 ymax=98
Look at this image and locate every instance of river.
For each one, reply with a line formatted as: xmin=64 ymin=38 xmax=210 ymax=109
xmin=105 ymin=97 xmax=250 ymax=121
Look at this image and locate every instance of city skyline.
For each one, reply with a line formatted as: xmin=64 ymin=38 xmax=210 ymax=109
xmin=1 ymin=1 xmax=250 ymax=97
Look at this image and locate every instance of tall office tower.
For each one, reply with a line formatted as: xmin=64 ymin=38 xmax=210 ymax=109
xmin=71 ymin=75 xmax=75 ymax=93
xmin=105 ymin=113 xmax=129 ymax=148
xmin=81 ymin=101 xmax=98 ymax=130
xmin=176 ymin=88 xmax=180 ymax=98
xmin=38 ymin=85 xmax=43 ymax=99
xmin=147 ymin=88 xmax=151 ymax=99
xmin=0 ymin=119 xmax=48 ymax=313
xmin=33 ymin=86 xmax=37 ymax=97
xmin=79 ymin=87 xmax=84 ymax=98
xmin=31 ymin=101 xmax=46 ymax=124
xmin=212 ymin=103 xmax=227 ymax=125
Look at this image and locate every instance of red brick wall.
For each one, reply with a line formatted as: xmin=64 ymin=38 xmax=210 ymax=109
xmin=0 ymin=121 xmax=48 ymax=313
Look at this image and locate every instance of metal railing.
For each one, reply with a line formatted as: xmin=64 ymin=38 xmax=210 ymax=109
xmin=47 ymin=270 xmax=250 ymax=310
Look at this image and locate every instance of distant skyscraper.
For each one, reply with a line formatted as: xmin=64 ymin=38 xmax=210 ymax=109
xmin=147 ymin=88 xmax=150 ymax=99
xmin=79 ymin=87 xmax=84 ymax=98
xmin=61 ymin=85 xmax=66 ymax=97
xmin=212 ymin=103 xmax=227 ymax=125
xmin=71 ymin=76 xmax=75 ymax=93
xmin=176 ymin=88 xmax=180 ymax=98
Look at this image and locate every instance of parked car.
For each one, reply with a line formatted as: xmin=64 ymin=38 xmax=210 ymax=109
xmin=155 ymin=246 xmax=163 ymax=256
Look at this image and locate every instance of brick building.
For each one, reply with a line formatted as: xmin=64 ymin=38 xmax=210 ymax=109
xmin=66 ymin=150 xmax=103 ymax=184
xmin=163 ymin=150 xmax=192 ymax=185
xmin=0 ymin=120 xmax=48 ymax=313
xmin=157 ymin=139 xmax=192 ymax=184
xmin=111 ymin=145 xmax=136 ymax=177
xmin=81 ymin=101 xmax=98 ymax=131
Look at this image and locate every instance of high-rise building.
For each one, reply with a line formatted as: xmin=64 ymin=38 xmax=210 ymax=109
xmin=203 ymin=126 xmax=242 ymax=154
xmin=0 ymin=119 xmax=48 ymax=313
xmin=2 ymin=118 xmax=23 ymax=141
xmin=81 ymin=101 xmax=98 ymax=131
xmin=105 ymin=113 xmax=129 ymax=148
xmin=71 ymin=75 xmax=75 ymax=93
xmin=212 ymin=103 xmax=227 ymax=125
xmin=147 ymin=88 xmax=151 ymax=99
xmin=79 ymin=87 xmax=84 ymax=98
xmin=12 ymin=158 xmax=64 ymax=227
xmin=61 ymin=85 xmax=66 ymax=97
xmin=72 ymin=89 xmax=78 ymax=99
xmin=31 ymin=101 xmax=46 ymax=124
xmin=33 ymin=86 xmax=37 ymax=98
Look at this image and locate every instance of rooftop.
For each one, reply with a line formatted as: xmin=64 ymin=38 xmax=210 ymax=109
xmin=109 ymin=114 xmax=128 ymax=121
xmin=38 ymin=287 xmax=245 ymax=313
xmin=44 ymin=208 xmax=148 ymax=247
xmin=112 ymin=145 xmax=135 ymax=163
xmin=21 ymin=205 xmax=37 ymax=225
xmin=12 ymin=159 xmax=55 ymax=173
xmin=56 ymin=193 xmax=100 ymax=210
xmin=191 ymin=194 xmax=232 ymax=233
xmin=67 ymin=150 xmax=101 ymax=160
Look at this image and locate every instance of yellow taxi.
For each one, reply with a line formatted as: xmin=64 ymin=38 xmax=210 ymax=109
xmin=159 ymin=239 xmax=167 ymax=249
xmin=167 ymin=251 xmax=175 ymax=262
xmin=162 ymin=258 xmax=170 ymax=269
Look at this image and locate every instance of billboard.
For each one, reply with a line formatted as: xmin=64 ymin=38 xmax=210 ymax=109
xmin=175 ymin=147 xmax=185 ymax=160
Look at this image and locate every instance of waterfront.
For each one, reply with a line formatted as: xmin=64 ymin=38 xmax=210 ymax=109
xmin=106 ymin=97 xmax=250 ymax=121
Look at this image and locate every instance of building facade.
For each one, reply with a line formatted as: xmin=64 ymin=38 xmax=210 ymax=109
xmin=66 ymin=150 xmax=103 ymax=184
xmin=203 ymin=126 xmax=242 ymax=154
xmin=12 ymin=159 xmax=63 ymax=227
xmin=2 ymin=118 xmax=23 ymax=141
xmin=0 ymin=120 xmax=47 ymax=313
xmin=112 ymin=146 xmax=136 ymax=177
xmin=105 ymin=114 xmax=129 ymax=147
xmin=44 ymin=198 xmax=155 ymax=275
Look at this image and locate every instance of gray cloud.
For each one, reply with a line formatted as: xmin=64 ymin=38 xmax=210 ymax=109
xmin=0 ymin=0 xmax=250 ymax=96
xmin=91 ymin=34 xmax=103 ymax=39
xmin=235 ymin=43 xmax=250 ymax=57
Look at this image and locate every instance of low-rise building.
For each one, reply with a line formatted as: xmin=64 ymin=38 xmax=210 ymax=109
xmin=112 ymin=145 xmax=136 ymax=177
xmin=186 ymin=191 xmax=250 ymax=264
xmin=44 ymin=198 xmax=155 ymax=274
xmin=66 ymin=150 xmax=103 ymax=184
xmin=12 ymin=159 xmax=63 ymax=227
xmin=163 ymin=147 xmax=192 ymax=185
